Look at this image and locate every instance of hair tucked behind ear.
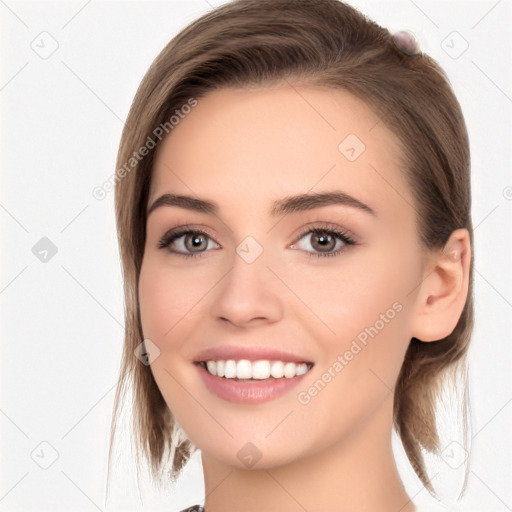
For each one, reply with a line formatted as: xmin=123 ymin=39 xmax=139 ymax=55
xmin=110 ymin=0 xmax=473 ymax=498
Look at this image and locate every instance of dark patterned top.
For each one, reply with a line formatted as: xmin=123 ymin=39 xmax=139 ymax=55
xmin=179 ymin=506 xmax=204 ymax=512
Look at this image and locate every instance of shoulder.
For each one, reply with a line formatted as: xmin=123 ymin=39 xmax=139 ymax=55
xmin=179 ymin=506 xmax=204 ymax=512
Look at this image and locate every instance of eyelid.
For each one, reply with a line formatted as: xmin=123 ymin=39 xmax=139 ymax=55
xmin=159 ymin=224 xmax=218 ymax=242
xmin=290 ymin=221 xmax=357 ymax=246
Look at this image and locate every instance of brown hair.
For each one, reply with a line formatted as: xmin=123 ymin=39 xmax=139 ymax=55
xmin=110 ymin=0 xmax=473 ymax=499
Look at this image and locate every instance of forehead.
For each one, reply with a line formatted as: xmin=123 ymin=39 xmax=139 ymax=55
xmin=149 ymin=85 xmax=412 ymax=218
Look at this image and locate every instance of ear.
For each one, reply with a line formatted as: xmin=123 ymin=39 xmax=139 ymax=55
xmin=410 ymin=228 xmax=471 ymax=342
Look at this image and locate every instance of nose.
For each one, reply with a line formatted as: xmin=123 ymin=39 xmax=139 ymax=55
xmin=210 ymin=249 xmax=284 ymax=328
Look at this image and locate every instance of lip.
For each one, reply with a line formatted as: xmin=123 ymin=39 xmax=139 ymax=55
xmin=193 ymin=345 xmax=313 ymax=364
xmin=196 ymin=362 xmax=311 ymax=404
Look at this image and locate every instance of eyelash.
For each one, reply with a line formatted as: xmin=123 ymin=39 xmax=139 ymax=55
xmin=157 ymin=223 xmax=357 ymax=260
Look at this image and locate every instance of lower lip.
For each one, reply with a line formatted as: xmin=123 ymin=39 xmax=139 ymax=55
xmin=196 ymin=363 xmax=311 ymax=404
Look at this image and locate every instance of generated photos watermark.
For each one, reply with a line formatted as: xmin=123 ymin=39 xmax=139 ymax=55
xmin=297 ymin=301 xmax=403 ymax=405
xmin=92 ymin=97 xmax=198 ymax=200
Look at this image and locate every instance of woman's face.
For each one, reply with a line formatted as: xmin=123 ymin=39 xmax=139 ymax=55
xmin=139 ymin=85 xmax=426 ymax=469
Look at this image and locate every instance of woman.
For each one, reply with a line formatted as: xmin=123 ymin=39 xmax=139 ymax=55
xmin=109 ymin=1 xmax=473 ymax=510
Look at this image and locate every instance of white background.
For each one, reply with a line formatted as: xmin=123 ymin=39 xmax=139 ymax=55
xmin=0 ymin=0 xmax=511 ymax=511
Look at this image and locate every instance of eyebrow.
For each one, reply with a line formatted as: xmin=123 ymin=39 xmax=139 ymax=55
xmin=146 ymin=191 xmax=376 ymax=218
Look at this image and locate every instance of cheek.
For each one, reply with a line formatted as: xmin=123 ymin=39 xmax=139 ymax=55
xmin=138 ymin=254 xmax=212 ymax=342
xmin=288 ymin=276 xmax=411 ymax=452
xmin=138 ymin=256 xmax=207 ymax=419
xmin=287 ymin=246 xmax=416 ymax=350
xmin=138 ymin=264 xmax=177 ymax=341
xmin=287 ymin=245 xmax=416 ymax=410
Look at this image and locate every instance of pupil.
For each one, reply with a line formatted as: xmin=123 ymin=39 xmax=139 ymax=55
xmin=186 ymin=234 xmax=207 ymax=252
xmin=312 ymin=232 xmax=334 ymax=252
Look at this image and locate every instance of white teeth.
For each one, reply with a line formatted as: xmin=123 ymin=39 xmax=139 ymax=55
xmin=236 ymin=359 xmax=252 ymax=379
xmin=283 ymin=362 xmax=296 ymax=378
xmin=203 ymin=359 xmax=312 ymax=379
xmin=224 ymin=360 xmax=237 ymax=378
xmin=206 ymin=361 xmax=217 ymax=376
xmin=252 ymin=360 xmax=270 ymax=379
xmin=270 ymin=361 xmax=284 ymax=378
xmin=296 ymin=363 xmax=309 ymax=376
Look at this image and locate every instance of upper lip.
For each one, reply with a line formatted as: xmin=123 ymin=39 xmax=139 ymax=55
xmin=194 ymin=345 xmax=313 ymax=364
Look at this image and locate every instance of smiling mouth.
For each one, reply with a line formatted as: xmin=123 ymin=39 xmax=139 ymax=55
xmin=196 ymin=359 xmax=314 ymax=380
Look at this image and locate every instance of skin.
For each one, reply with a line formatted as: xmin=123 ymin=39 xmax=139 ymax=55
xmin=138 ymin=85 xmax=471 ymax=512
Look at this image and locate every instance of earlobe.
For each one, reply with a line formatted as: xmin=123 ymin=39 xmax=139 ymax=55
xmin=411 ymin=229 xmax=471 ymax=342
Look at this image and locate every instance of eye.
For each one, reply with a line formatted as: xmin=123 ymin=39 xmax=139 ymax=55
xmin=290 ymin=225 xmax=356 ymax=258
xmin=158 ymin=224 xmax=356 ymax=259
xmin=158 ymin=227 xmax=220 ymax=258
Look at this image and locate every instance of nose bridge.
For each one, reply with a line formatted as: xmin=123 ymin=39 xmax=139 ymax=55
xmin=211 ymin=236 xmax=283 ymax=325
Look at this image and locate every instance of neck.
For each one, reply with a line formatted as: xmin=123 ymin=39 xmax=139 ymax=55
xmin=201 ymin=393 xmax=415 ymax=512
